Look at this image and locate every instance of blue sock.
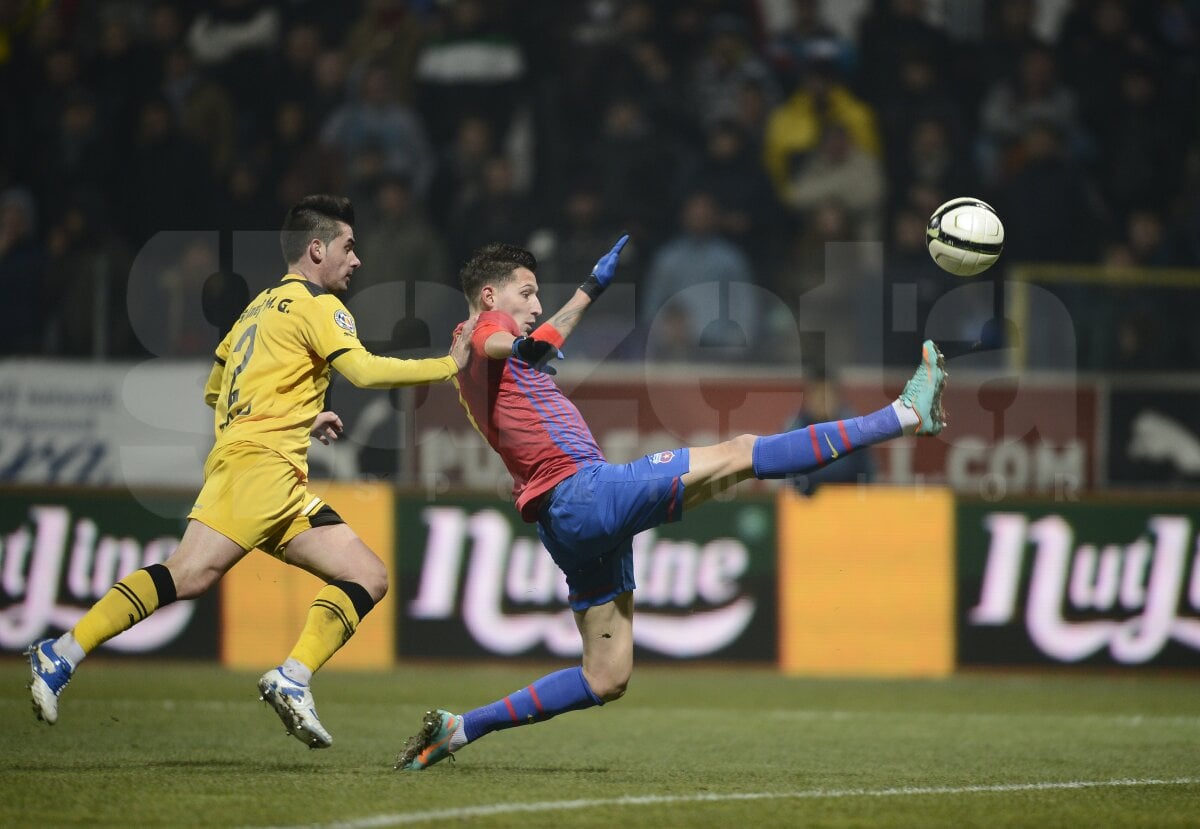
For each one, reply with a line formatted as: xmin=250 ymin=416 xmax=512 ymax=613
xmin=462 ymin=666 xmax=603 ymax=743
xmin=752 ymin=404 xmax=902 ymax=479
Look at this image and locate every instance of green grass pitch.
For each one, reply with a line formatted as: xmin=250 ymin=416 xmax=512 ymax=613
xmin=2 ymin=661 xmax=1197 ymax=828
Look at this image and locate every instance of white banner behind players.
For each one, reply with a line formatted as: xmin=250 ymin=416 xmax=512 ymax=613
xmin=0 ymin=360 xmax=212 ymax=487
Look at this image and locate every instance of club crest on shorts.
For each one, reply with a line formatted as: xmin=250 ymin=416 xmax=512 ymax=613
xmin=650 ymin=450 xmax=675 ymax=464
xmin=334 ymin=309 xmax=357 ymax=334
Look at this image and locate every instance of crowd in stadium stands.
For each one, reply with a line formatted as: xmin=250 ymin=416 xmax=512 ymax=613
xmin=0 ymin=0 xmax=1197 ymax=369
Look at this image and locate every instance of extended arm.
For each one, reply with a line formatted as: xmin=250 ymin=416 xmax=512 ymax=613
xmin=497 ymin=235 xmax=629 ymax=371
xmin=332 ymin=350 xmax=458 ymax=389
xmin=333 ymin=316 xmax=474 ymax=388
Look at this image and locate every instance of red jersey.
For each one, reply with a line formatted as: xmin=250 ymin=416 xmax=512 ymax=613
xmin=453 ymin=310 xmax=605 ymax=521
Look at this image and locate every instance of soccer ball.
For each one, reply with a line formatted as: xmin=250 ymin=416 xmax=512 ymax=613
xmin=926 ymin=197 xmax=1005 ymax=276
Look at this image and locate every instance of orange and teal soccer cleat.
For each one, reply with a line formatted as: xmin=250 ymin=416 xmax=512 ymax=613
xmin=27 ymin=639 xmax=74 ymax=724
xmin=395 ymin=709 xmax=463 ymax=771
xmin=899 ymin=340 xmax=948 ymax=436
xmin=257 ymin=667 xmax=333 ymax=749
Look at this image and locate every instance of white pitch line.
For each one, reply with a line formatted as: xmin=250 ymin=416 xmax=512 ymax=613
xmin=249 ymin=776 xmax=1199 ymax=829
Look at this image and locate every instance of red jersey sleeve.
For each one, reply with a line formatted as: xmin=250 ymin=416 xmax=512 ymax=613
xmin=460 ymin=310 xmax=518 ymax=356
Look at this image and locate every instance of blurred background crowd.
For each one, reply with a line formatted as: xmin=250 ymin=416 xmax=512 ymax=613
xmin=1 ymin=0 xmax=1198 ymax=369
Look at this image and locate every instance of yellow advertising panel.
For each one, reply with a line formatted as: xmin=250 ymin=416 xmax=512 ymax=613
xmin=221 ymin=482 xmax=395 ymax=669
xmin=779 ymin=486 xmax=954 ymax=677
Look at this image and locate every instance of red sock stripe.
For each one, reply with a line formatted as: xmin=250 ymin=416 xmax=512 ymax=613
xmin=503 ymin=696 xmax=518 ymax=722
xmin=836 ymin=420 xmax=853 ymax=451
xmin=808 ymin=426 xmax=823 ymax=463
xmin=528 ymin=685 xmax=544 ymax=714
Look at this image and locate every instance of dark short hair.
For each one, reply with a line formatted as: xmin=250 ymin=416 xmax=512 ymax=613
xmin=280 ymin=194 xmax=355 ymax=265
xmin=460 ymin=242 xmax=537 ymax=302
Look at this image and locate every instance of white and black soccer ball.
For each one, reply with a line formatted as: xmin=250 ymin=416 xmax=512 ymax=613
xmin=926 ymin=197 xmax=1005 ymax=276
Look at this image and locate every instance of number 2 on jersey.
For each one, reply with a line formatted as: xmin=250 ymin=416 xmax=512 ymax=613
xmin=223 ymin=324 xmax=257 ymax=428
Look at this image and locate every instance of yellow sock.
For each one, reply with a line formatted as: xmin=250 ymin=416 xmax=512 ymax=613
xmin=287 ymin=582 xmax=375 ymax=673
xmin=73 ymin=566 xmax=175 ymax=654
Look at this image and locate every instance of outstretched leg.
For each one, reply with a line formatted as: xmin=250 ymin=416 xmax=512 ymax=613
xmin=396 ymin=592 xmax=634 ymax=771
xmin=257 ymin=522 xmax=388 ymax=749
xmin=28 ymin=520 xmax=246 ymax=724
xmin=682 ymin=340 xmax=947 ymax=508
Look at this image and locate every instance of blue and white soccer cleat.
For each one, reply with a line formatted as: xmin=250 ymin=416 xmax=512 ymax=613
xmin=258 ymin=667 xmax=333 ymax=749
xmin=28 ymin=638 xmax=74 ymax=725
xmin=899 ymin=340 xmax=948 ymax=436
xmin=395 ymin=709 xmax=463 ymax=771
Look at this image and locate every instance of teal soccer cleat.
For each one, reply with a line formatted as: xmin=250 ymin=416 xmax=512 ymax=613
xmin=258 ymin=667 xmax=333 ymax=749
xmin=28 ymin=639 xmax=74 ymax=725
xmin=395 ymin=709 xmax=463 ymax=771
xmin=899 ymin=340 xmax=948 ymax=436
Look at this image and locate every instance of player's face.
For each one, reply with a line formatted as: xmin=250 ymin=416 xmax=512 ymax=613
xmin=491 ymin=268 xmax=542 ymax=333
xmin=317 ymin=223 xmax=360 ymax=293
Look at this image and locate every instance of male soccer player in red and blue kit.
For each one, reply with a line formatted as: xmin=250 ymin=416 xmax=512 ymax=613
xmin=397 ymin=236 xmax=947 ymax=770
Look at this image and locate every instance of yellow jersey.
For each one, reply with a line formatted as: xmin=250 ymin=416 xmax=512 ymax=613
xmin=203 ymin=274 xmax=457 ymax=475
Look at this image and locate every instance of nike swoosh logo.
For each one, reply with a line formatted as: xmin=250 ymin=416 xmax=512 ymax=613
xmin=824 ymin=433 xmax=839 ymax=459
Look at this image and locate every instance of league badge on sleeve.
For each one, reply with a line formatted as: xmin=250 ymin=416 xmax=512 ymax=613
xmin=334 ymin=309 xmax=357 ymax=335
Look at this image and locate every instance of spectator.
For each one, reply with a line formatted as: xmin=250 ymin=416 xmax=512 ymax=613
xmin=766 ymin=0 xmax=854 ymax=81
xmin=160 ymin=46 xmax=236 ymax=177
xmin=876 ymin=49 xmax=964 ymax=201
xmin=527 ymin=179 xmax=636 ymax=360
xmin=1095 ymin=60 xmax=1184 ymax=217
xmin=44 ymin=89 xmax=118 ymax=221
xmin=785 ymin=123 xmax=885 ymax=242
xmin=428 ymin=114 xmax=494 ymax=231
xmin=342 ymin=0 xmax=427 ymax=106
xmin=688 ymin=14 xmax=780 ymax=132
xmin=415 ymin=0 xmax=527 ymax=145
xmin=187 ymin=0 xmax=282 ymax=119
xmin=448 ymin=155 xmax=537 ymax=269
xmin=679 ymin=119 xmax=780 ymax=269
xmin=43 ymin=191 xmax=136 ymax=356
xmin=320 ymin=61 xmax=435 ymax=199
xmin=892 ymin=115 xmax=972 ymax=215
xmin=978 ymin=45 xmax=1088 ymax=183
xmin=764 ymin=44 xmax=881 ymax=203
xmin=0 ymin=187 xmax=46 ymax=354
xmin=309 ymin=47 xmax=351 ymax=127
xmin=1058 ymin=0 xmax=1158 ymax=133
xmin=976 ymin=0 xmax=1044 ymax=91
xmin=270 ymin=21 xmax=323 ymax=104
xmin=123 ymin=96 xmax=216 ymax=244
xmin=352 ymin=172 xmax=452 ymax=352
xmin=857 ymin=0 xmax=951 ymax=106
xmin=640 ymin=191 xmax=760 ymax=363
xmin=586 ymin=96 xmax=682 ymax=243
xmin=767 ymin=202 xmax=864 ymax=372
xmin=995 ymin=120 xmax=1104 ymax=264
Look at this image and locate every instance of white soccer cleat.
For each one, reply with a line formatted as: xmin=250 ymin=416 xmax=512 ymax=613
xmin=257 ymin=667 xmax=332 ymax=749
xmin=28 ymin=639 xmax=74 ymax=725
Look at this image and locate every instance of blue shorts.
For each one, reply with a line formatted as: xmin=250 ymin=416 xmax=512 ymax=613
xmin=537 ymin=448 xmax=690 ymax=611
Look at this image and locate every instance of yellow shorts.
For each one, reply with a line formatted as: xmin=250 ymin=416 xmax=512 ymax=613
xmin=187 ymin=441 xmax=340 ymax=558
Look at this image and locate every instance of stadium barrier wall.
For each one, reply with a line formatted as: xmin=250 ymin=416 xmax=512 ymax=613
xmin=392 ymin=493 xmax=778 ymax=662
xmin=0 ymin=488 xmax=219 ymax=658
xmin=4 ymin=486 xmax=1199 ymax=671
xmin=14 ymin=358 xmax=1200 ymax=496
xmin=957 ymin=497 xmax=1200 ymax=668
xmin=221 ymin=482 xmax=395 ymax=669
xmin=777 ymin=486 xmax=957 ymax=678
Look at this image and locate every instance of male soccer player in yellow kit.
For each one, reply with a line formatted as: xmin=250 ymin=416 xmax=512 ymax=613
xmin=28 ymin=194 xmax=474 ymax=749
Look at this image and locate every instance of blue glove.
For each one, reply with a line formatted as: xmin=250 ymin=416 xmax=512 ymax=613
xmin=511 ymin=336 xmax=564 ymax=375
xmin=579 ymin=234 xmax=629 ymax=300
